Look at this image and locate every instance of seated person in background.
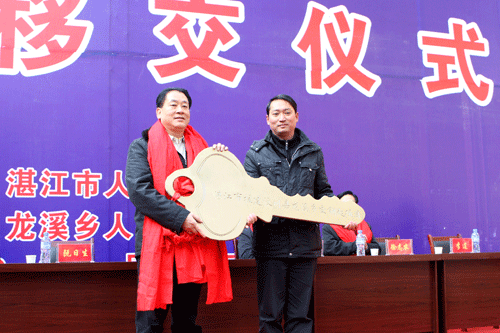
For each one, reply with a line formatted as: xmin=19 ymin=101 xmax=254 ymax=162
xmin=322 ymin=191 xmax=381 ymax=256
xmin=237 ymin=225 xmax=254 ymax=259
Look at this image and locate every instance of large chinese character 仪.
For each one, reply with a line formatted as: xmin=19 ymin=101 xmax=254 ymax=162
xmin=417 ymin=18 xmax=493 ymax=106
xmin=147 ymin=0 xmax=246 ymax=88
xmin=292 ymin=2 xmax=381 ymax=96
xmin=0 ymin=0 xmax=94 ymax=76
xmin=5 ymin=167 xmax=38 ymax=198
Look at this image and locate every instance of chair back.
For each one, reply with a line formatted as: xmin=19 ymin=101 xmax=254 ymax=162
xmin=427 ymin=234 xmax=462 ymax=254
xmin=375 ymin=235 xmax=400 ymax=256
xmin=232 ymin=238 xmax=239 ymax=259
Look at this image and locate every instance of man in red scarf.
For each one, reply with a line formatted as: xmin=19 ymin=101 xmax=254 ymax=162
xmin=322 ymin=191 xmax=381 ymax=256
xmin=126 ymin=88 xmax=232 ymax=333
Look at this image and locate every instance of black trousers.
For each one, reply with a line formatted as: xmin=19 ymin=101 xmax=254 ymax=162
xmin=256 ymin=257 xmax=317 ymax=333
xmin=135 ymin=258 xmax=203 ymax=333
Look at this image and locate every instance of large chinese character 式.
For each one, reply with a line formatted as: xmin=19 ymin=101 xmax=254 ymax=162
xmin=418 ymin=18 xmax=493 ymax=106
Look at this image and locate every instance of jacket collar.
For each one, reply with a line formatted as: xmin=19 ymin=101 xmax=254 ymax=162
xmin=252 ymin=128 xmax=319 ymax=158
xmin=269 ymin=130 xmax=300 ymax=151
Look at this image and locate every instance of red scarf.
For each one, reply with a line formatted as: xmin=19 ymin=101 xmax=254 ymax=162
xmin=137 ymin=120 xmax=232 ymax=311
xmin=332 ymin=220 xmax=373 ymax=243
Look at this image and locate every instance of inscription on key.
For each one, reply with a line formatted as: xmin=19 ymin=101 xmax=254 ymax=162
xmin=165 ymin=149 xmax=365 ymax=241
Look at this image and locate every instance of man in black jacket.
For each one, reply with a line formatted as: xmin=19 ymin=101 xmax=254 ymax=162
xmin=244 ymin=94 xmax=334 ymax=333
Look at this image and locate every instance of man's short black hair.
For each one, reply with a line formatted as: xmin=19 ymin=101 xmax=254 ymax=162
xmin=156 ymin=87 xmax=192 ymax=109
xmin=337 ymin=190 xmax=359 ymax=203
xmin=266 ymin=94 xmax=297 ymax=115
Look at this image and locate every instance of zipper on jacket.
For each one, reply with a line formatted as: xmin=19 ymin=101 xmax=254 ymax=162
xmin=285 ymin=140 xmax=290 ymax=167
xmin=287 ymin=147 xmax=301 ymax=168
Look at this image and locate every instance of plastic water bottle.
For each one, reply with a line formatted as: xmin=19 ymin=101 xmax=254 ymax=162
xmin=39 ymin=232 xmax=51 ymax=263
xmin=356 ymin=230 xmax=365 ymax=256
xmin=471 ymin=229 xmax=480 ymax=253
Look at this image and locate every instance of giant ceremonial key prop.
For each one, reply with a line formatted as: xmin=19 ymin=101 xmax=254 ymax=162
xmin=165 ymin=148 xmax=365 ymax=240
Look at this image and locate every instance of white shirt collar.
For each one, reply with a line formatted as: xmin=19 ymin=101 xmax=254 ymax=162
xmin=169 ymin=135 xmax=184 ymax=145
xmin=169 ymin=135 xmax=186 ymax=160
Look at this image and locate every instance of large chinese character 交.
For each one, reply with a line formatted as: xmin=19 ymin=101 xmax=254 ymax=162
xmin=147 ymin=0 xmax=246 ymax=88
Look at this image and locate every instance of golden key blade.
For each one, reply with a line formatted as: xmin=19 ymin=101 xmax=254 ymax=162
xmin=165 ymin=148 xmax=365 ymax=241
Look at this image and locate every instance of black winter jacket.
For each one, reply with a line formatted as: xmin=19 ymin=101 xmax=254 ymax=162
xmin=243 ymin=129 xmax=334 ymax=258
xmin=125 ymin=129 xmax=190 ymax=258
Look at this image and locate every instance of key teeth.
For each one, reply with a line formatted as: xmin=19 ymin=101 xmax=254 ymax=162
xmin=258 ymin=212 xmax=273 ymax=223
xmin=273 ymin=191 xmax=365 ymax=225
xmin=250 ymin=178 xmax=366 ymax=225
